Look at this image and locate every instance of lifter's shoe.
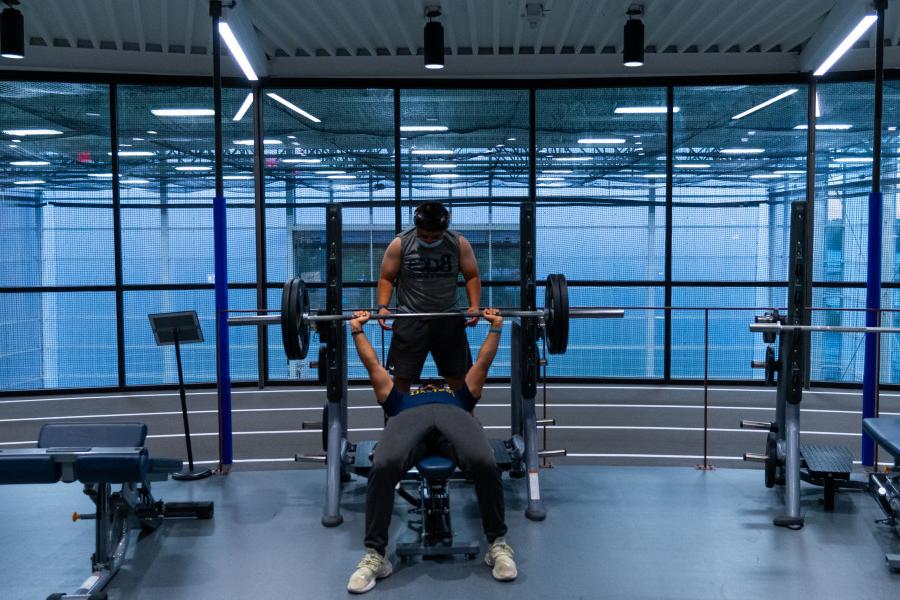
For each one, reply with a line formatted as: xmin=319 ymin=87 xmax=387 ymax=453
xmin=347 ymin=548 xmax=393 ymax=594
xmin=485 ymin=537 xmax=517 ymax=582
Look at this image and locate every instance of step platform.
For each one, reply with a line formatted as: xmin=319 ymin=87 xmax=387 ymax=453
xmin=800 ymin=444 xmax=854 ymax=511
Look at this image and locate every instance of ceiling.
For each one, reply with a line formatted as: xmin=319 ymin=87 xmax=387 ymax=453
xmin=8 ymin=0 xmax=900 ymax=79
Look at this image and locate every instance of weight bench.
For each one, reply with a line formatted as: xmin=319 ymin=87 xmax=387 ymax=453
xmin=862 ymin=417 xmax=900 ymax=572
xmin=0 ymin=423 xmax=214 ymax=600
xmin=395 ymin=455 xmax=480 ymax=561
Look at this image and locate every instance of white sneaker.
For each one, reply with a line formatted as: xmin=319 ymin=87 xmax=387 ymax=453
xmin=484 ymin=537 xmax=517 ymax=581
xmin=347 ymin=548 xmax=393 ymax=594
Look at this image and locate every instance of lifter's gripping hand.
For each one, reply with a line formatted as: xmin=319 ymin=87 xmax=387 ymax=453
xmin=466 ymin=306 xmax=480 ymax=328
xmin=377 ymin=307 xmax=392 ymax=331
xmin=349 ymin=310 xmax=371 ymax=334
xmin=482 ymin=308 xmax=503 ymax=329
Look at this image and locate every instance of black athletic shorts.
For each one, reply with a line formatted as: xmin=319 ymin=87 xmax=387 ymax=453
xmin=387 ymin=316 xmax=472 ymax=381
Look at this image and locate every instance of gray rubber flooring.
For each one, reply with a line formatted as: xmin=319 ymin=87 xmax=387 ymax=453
xmin=2 ymin=384 xmax=900 ymax=470
xmin=0 ymin=466 xmax=898 ymax=600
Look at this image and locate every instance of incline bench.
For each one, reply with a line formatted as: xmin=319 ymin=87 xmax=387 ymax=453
xmin=0 ymin=423 xmax=213 ymax=600
xmin=862 ymin=416 xmax=900 ymax=572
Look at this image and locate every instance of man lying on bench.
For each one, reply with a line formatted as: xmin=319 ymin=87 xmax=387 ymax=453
xmin=0 ymin=422 xmax=213 ymax=600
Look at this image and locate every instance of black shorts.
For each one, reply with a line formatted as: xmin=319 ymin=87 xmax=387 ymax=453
xmin=387 ymin=317 xmax=472 ymax=381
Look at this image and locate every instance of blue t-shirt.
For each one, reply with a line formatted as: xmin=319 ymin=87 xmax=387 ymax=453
xmin=382 ymin=383 xmax=479 ymax=418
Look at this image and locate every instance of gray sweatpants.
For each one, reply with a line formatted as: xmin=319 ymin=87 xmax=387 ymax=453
xmin=364 ymin=403 xmax=507 ymax=555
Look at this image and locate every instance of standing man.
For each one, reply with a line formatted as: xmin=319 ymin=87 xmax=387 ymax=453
xmin=377 ymin=202 xmax=481 ymax=393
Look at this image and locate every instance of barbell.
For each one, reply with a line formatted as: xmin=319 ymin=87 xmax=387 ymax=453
xmin=228 ymin=273 xmax=624 ymax=360
xmin=750 ymin=322 xmax=900 ymax=335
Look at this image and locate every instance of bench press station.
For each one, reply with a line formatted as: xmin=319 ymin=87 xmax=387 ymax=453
xmin=0 ymin=422 xmax=213 ymax=600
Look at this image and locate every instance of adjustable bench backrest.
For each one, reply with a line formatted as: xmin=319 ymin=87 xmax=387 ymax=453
xmin=38 ymin=422 xmax=148 ymax=448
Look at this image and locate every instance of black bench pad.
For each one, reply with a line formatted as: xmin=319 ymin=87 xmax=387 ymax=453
xmin=864 ymin=417 xmax=900 ymax=458
xmin=39 ymin=423 xmax=147 ymax=448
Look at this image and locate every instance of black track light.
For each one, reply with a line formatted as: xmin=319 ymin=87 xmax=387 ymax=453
xmin=424 ymin=7 xmax=444 ymax=70
xmin=1 ymin=0 xmax=23 ymax=60
xmin=623 ymin=5 xmax=644 ymax=68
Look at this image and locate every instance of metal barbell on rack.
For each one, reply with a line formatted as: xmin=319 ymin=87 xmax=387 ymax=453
xmin=228 ymin=273 xmax=625 ymax=360
xmin=750 ymin=322 xmax=900 ymax=335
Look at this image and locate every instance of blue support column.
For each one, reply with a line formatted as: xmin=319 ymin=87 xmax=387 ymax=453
xmin=214 ymin=193 xmax=233 ymax=465
xmin=862 ymin=191 xmax=882 ymax=466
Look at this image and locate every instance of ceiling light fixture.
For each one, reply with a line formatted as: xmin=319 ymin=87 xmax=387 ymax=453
xmin=578 ymin=138 xmax=627 ymax=144
xmin=673 ymin=163 xmax=710 ymax=168
xmin=731 ymin=89 xmax=798 ymax=120
xmin=814 ymin=14 xmax=878 ymax=76
xmin=411 ymin=149 xmax=453 ymax=155
xmin=265 ymin=93 xmax=321 ymax=123
xmin=424 ymin=7 xmax=444 ymax=70
xmin=233 ymin=138 xmax=282 ymax=145
xmin=422 ymin=163 xmax=457 ymax=169
xmin=0 ymin=1 xmax=24 ymax=59
xmin=614 ymin=106 xmax=679 ymax=114
xmin=315 ymin=170 xmax=346 ymax=175
xmin=720 ymin=148 xmax=765 ymax=154
xmin=282 ymin=158 xmax=323 ymax=164
xmin=218 ymin=21 xmax=259 ymax=81
xmin=3 ymin=129 xmax=63 ymax=136
xmin=151 ymin=108 xmax=215 ymax=117
xmin=10 ymin=160 xmax=49 ymax=166
xmin=792 ymin=123 xmax=853 ymax=131
xmin=14 ymin=180 xmax=44 ymax=185
xmin=113 ymin=151 xmax=155 ymax=157
xmin=175 ymin=166 xmax=212 ymax=171
xmin=400 ymin=125 xmax=448 ymax=132
xmin=233 ymin=93 xmax=253 ymax=122
xmin=623 ymin=5 xmax=645 ymax=68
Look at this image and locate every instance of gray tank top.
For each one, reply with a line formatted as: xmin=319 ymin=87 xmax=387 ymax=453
xmin=396 ymin=227 xmax=461 ymax=313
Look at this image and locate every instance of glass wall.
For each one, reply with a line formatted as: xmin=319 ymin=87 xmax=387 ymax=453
xmin=1 ymin=77 xmax=897 ymax=392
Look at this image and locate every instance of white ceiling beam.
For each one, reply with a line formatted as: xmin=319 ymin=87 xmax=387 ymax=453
xmin=532 ymin=0 xmax=554 ymax=53
xmin=655 ymin=0 xmax=720 ymax=53
xmin=701 ymin=0 xmax=783 ymax=53
xmin=800 ymin=0 xmax=874 ymax=73
xmin=360 ymin=0 xmax=397 ymax=56
xmin=250 ymin=1 xmax=310 ymax=57
xmin=47 ymin=0 xmax=77 ymax=49
xmin=103 ymin=0 xmax=123 ymax=50
xmin=389 ymin=0 xmax=418 ymax=56
xmin=74 ymin=0 xmax=99 ymax=49
xmin=304 ymin=0 xmax=362 ymax=56
xmin=221 ymin=0 xmax=269 ymax=76
xmin=132 ymin=0 xmax=146 ymax=52
xmin=330 ymin=1 xmax=378 ymax=57
xmin=467 ymin=0 xmax=479 ymax=53
xmin=755 ymin=1 xmax=821 ymax=52
xmin=492 ymin=0 xmax=501 ymax=54
xmin=160 ymin=0 xmax=169 ymax=52
xmin=22 ymin=2 xmax=54 ymax=47
xmin=442 ymin=0 xmax=459 ymax=55
xmin=573 ymin=0 xmax=606 ymax=54
xmin=689 ymin=2 xmax=755 ymax=52
xmin=277 ymin=1 xmax=337 ymax=57
xmin=554 ymin=0 xmax=581 ymax=54
xmin=183 ymin=0 xmax=196 ymax=54
xmin=512 ymin=0 xmax=526 ymax=55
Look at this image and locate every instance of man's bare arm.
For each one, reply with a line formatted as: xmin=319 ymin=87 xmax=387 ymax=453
xmin=376 ymin=238 xmax=402 ymax=330
xmin=458 ymin=235 xmax=481 ymax=326
xmin=349 ymin=313 xmax=393 ymax=404
xmin=464 ymin=309 xmax=503 ymax=399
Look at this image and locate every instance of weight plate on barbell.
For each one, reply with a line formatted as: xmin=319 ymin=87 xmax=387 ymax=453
xmin=282 ymin=278 xmax=310 ymax=360
xmin=544 ymin=273 xmax=569 ymax=355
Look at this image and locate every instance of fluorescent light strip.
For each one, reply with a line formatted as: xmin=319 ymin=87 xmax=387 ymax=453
xmin=121 ymin=178 xmax=150 ymax=184
xmin=773 ymin=170 xmax=806 ymax=175
xmin=555 ymin=157 xmax=592 ymax=162
xmin=422 ymin=163 xmax=456 ymax=169
xmin=543 ymin=169 xmax=573 ymax=174
xmin=411 ymin=149 xmax=453 ymax=155
xmin=233 ymin=92 xmax=253 ymax=122
xmin=282 ymin=158 xmax=323 ymax=164
xmin=327 ymin=175 xmax=356 ymax=179
xmin=643 ymin=174 xmax=666 ymax=178
xmin=814 ymin=14 xmax=878 ymax=76
xmin=175 ymin=166 xmax=212 ymax=171
xmin=428 ymin=173 xmax=459 ymax=179
xmin=614 ymin=106 xmax=679 ymax=114
xmin=537 ymin=177 xmax=564 ymax=181
xmin=10 ymin=160 xmax=49 ymax=166
xmin=833 ymin=157 xmax=872 ymax=163
xmin=87 ymin=173 xmax=113 ymax=178
xmin=673 ymin=163 xmax=710 ymax=169
xmin=720 ymin=148 xmax=765 ymax=155
xmin=750 ymin=174 xmax=780 ymax=179
xmin=577 ymin=138 xmax=626 ymax=144
xmin=150 ymin=109 xmax=215 ymax=117
xmin=400 ymin=125 xmax=448 ymax=132
xmin=223 ymin=175 xmax=254 ymax=180
xmin=816 ymin=93 xmax=821 ymax=118
xmin=3 ymin=129 xmax=63 ymax=136
xmin=731 ymin=89 xmax=798 ymax=120
xmin=315 ymin=170 xmax=345 ymax=175
xmin=793 ymin=123 xmax=853 ymax=130
xmin=266 ymin=93 xmax=320 ymax=123
xmin=13 ymin=180 xmax=44 ymax=185
xmin=233 ymin=139 xmax=282 ymax=145
xmin=113 ymin=151 xmax=155 ymax=157
xmin=218 ymin=21 xmax=259 ymax=81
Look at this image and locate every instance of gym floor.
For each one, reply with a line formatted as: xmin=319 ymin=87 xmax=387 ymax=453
xmin=1 ymin=385 xmax=899 ymax=599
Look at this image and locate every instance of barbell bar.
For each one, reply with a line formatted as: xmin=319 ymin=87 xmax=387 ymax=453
xmin=228 ymin=273 xmax=624 ymax=360
xmin=750 ymin=322 xmax=900 ymax=335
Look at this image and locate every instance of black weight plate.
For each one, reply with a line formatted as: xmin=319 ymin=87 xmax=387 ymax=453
xmin=765 ymin=432 xmax=777 ymax=489
xmin=554 ymin=273 xmax=569 ymax=354
xmin=545 ymin=274 xmax=569 ymax=354
xmin=764 ymin=345 xmax=776 ymax=386
xmin=543 ymin=275 xmax=557 ymax=353
xmin=321 ymin=403 xmax=328 ymax=452
xmin=281 ymin=279 xmax=300 ymax=360
xmin=317 ymin=344 xmax=327 ymax=385
xmin=297 ymin=280 xmax=310 ymax=360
